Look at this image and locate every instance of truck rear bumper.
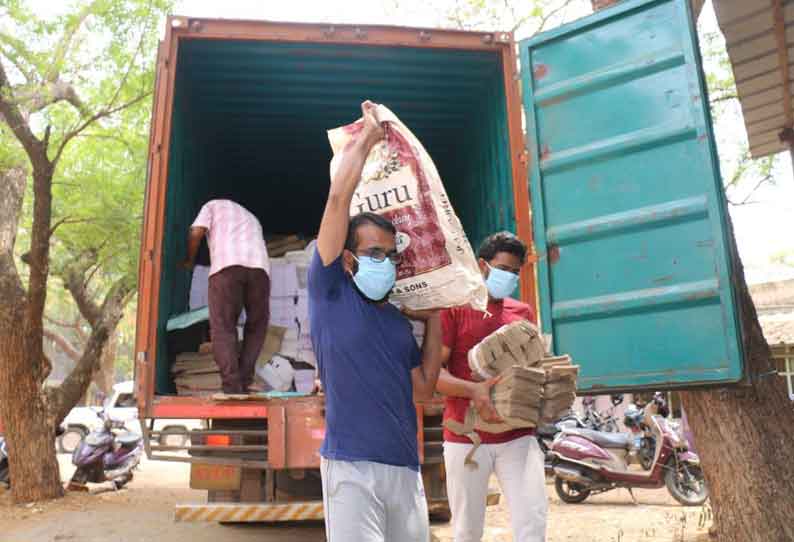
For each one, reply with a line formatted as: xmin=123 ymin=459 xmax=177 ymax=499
xmin=174 ymin=493 xmax=500 ymax=523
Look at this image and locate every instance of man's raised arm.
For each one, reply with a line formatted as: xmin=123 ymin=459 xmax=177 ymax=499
xmin=316 ymin=100 xmax=384 ymax=265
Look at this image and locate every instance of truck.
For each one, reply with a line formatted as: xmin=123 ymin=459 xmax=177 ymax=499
xmin=135 ymin=0 xmax=745 ymax=523
xmin=59 ymin=381 xmax=203 ymax=453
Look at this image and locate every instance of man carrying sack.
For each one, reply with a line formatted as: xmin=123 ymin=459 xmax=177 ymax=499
xmin=309 ymin=101 xmax=443 ymax=542
xmin=436 ymin=232 xmax=547 ymax=542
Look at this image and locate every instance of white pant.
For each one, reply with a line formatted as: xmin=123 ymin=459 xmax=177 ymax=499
xmin=321 ymin=458 xmax=430 ymax=542
xmin=443 ymin=436 xmax=547 ymax=542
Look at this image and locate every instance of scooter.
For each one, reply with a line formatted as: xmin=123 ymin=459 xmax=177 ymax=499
xmin=624 ymin=392 xmax=672 ymax=471
xmin=550 ymin=409 xmax=708 ymax=506
xmin=537 ymin=411 xmax=586 ymax=476
xmin=68 ymin=409 xmax=142 ymax=491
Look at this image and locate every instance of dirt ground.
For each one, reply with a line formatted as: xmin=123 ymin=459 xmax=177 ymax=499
xmin=0 ymin=455 xmax=711 ymax=542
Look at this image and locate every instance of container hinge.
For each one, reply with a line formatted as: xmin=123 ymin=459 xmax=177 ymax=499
xmin=482 ymin=34 xmax=494 ymax=44
xmin=519 ymin=150 xmax=529 ymax=165
xmin=137 ymin=351 xmax=148 ymax=364
xmin=354 ymin=27 xmax=368 ymax=40
xmin=146 ymin=249 xmax=154 ymax=261
xmin=324 ymin=25 xmax=336 ymax=38
xmin=419 ymin=31 xmax=431 ymax=42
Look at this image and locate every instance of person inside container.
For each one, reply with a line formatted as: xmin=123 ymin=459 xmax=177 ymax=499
xmin=436 ymin=231 xmax=547 ymax=542
xmin=309 ymin=100 xmax=443 ymax=542
xmin=181 ymin=199 xmax=270 ymax=394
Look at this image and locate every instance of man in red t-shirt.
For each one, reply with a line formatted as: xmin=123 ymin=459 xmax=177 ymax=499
xmin=437 ymin=231 xmax=547 ymax=542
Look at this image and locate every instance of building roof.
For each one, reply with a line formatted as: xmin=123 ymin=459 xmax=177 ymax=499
xmin=712 ymin=1 xmax=794 ymax=158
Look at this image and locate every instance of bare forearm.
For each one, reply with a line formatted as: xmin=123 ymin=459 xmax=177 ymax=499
xmin=436 ymin=368 xmax=478 ymax=399
xmin=317 ymin=139 xmax=371 ymax=264
xmin=414 ymin=316 xmax=443 ymax=400
xmin=185 ymin=227 xmax=206 ymax=265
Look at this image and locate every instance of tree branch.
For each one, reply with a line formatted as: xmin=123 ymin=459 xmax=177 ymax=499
xmin=46 ymin=273 xmax=135 ymax=424
xmin=59 ymin=256 xmax=101 ymax=328
xmin=53 ymin=91 xmax=151 ymax=165
xmin=0 ymin=32 xmax=39 ymax=82
xmin=43 ymin=328 xmax=81 ymax=362
xmin=0 ymin=58 xmax=44 ymax=162
xmin=44 ymin=2 xmax=95 ymax=83
xmin=11 ymin=80 xmax=89 ymax=116
xmin=74 ymin=132 xmax=137 ymax=156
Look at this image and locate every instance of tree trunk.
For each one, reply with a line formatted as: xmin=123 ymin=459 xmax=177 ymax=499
xmin=0 ymin=167 xmax=62 ymax=502
xmin=680 ymin=220 xmax=794 ymax=541
xmin=0 ymin=325 xmax=63 ymax=502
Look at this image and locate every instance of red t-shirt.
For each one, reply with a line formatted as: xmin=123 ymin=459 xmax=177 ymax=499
xmin=441 ymin=298 xmax=537 ymax=444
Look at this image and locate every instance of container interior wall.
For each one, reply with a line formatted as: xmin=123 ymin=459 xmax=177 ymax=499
xmin=154 ymin=39 xmax=516 ymax=394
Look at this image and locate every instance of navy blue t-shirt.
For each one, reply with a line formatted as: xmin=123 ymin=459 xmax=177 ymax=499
xmin=308 ymin=251 xmax=421 ymax=469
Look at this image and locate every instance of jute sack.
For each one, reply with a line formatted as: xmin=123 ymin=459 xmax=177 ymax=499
xmin=328 ymin=105 xmax=487 ymax=311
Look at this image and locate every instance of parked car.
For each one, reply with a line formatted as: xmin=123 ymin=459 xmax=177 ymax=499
xmin=59 ymin=381 xmax=203 ymax=453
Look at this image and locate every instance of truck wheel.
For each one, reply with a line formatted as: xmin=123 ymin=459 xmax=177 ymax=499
xmin=159 ymin=426 xmax=188 ymax=448
xmin=59 ymin=426 xmax=87 ymax=454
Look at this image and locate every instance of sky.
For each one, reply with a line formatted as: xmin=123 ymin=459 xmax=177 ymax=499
xmin=24 ymin=0 xmax=794 ymax=283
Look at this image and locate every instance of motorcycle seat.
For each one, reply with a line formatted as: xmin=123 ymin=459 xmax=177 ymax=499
xmin=564 ymin=428 xmax=631 ymax=449
xmin=117 ymin=432 xmax=141 ymax=446
xmin=85 ymin=433 xmax=111 ymax=447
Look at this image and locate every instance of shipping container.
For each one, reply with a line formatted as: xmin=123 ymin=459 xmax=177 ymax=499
xmin=135 ymin=0 xmax=744 ymax=521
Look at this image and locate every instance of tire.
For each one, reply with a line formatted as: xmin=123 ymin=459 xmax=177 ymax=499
xmin=158 ymin=426 xmax=188 ymax=448
xmin=58 ymin=426 xmax=87 ymax=454
xmin=554 ymin=476 xmax=591 ymax=504
xmin=664 ymin=459 xmax=708 ymax=506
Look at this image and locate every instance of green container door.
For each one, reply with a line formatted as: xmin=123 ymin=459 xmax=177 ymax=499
xmin=520 ymin=0 xmax=743 ymax=391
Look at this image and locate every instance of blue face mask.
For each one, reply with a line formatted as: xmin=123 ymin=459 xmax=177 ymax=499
xmin=485 ymin=264 xmax=519 ymax=299
xmin=352 ymin=255 xmax=397 ymax=301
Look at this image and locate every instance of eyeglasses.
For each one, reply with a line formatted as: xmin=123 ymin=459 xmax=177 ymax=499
xmin=358 ymin=247 xmax=402 ymax=265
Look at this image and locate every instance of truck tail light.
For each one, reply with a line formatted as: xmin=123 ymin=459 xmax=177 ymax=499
xmin=207 ymin=435 xmax=230 ymax=446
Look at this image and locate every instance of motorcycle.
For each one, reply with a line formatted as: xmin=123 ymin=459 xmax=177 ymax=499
xmin=0 ymin=424 xmax=65 ymax=487
xmin=581 ymin=394 xmax=623 ymax=432
xmin=550 ymin=408 xmax=708 ymax=506
xmin=68 ymin=409 xmax=142 ymax=491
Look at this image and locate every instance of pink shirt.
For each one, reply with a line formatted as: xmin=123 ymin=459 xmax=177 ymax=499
xmin=192 ymin=200 xmax=270 ymax=277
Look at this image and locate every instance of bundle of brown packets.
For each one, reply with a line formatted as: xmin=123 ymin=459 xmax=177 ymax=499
xmin=445 ymin=320 xmax=579 ymax=467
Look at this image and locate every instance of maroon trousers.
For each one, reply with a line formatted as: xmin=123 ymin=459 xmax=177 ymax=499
xmin=208 ymin=266 xmax=271 ymax=393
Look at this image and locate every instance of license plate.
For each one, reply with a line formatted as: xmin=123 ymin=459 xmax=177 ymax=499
xmin=190 ymin=463 xmax=241 ymax=491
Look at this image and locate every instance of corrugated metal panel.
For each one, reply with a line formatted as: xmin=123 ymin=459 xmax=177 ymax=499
xmin=520 ymin=0 xmax=744 ymax=391
xmin=713 ymin=0 xmax=794 ymax=158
